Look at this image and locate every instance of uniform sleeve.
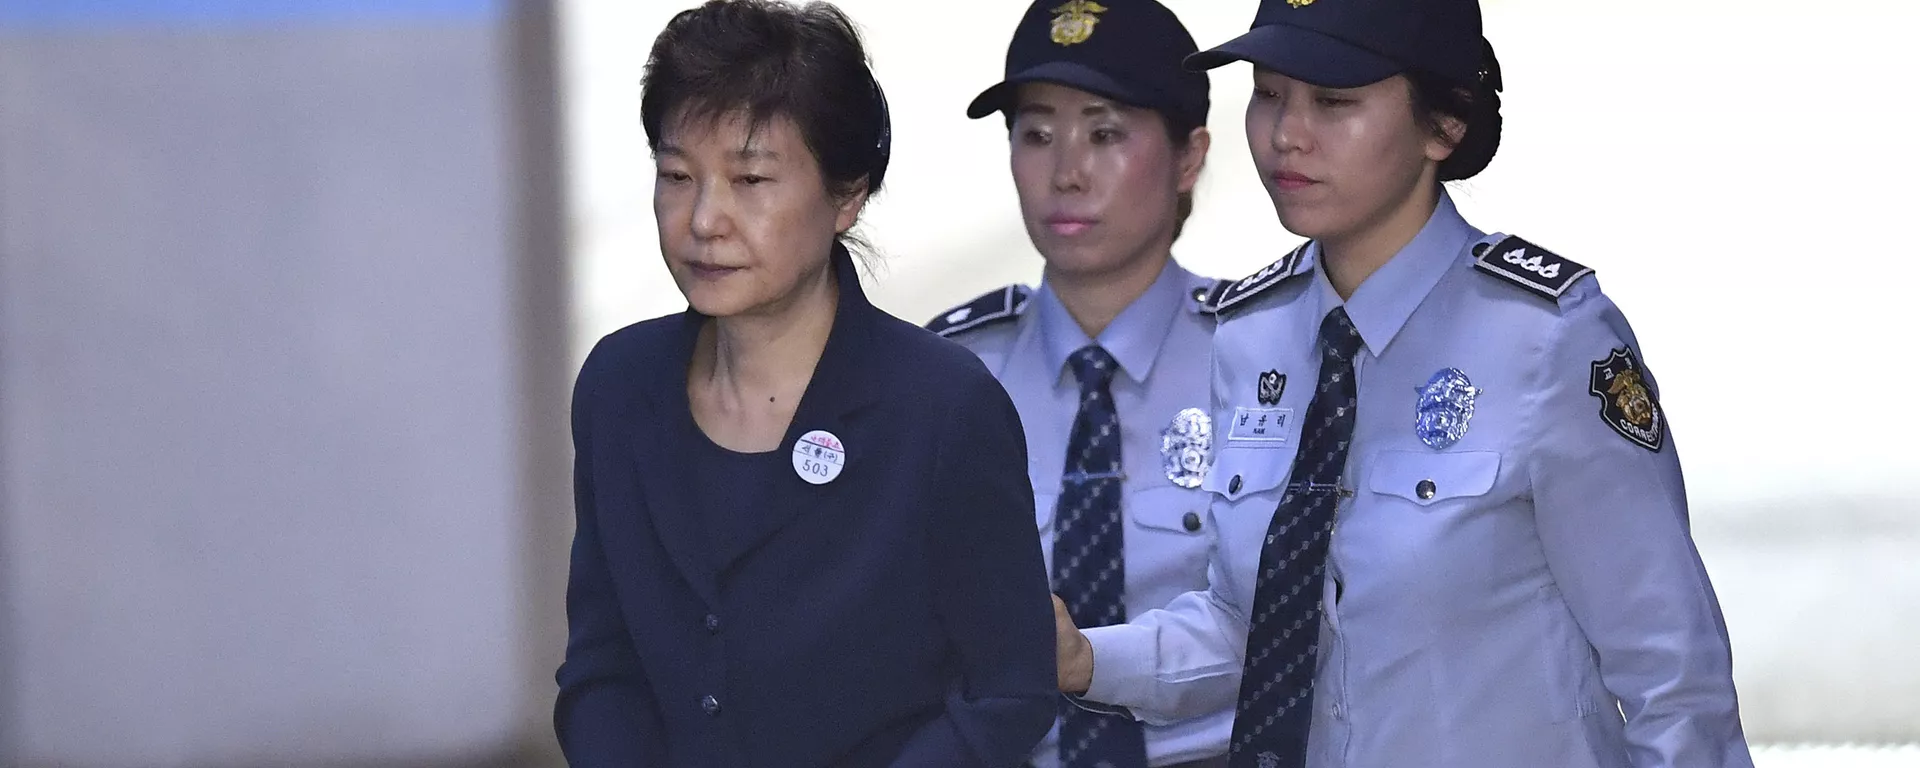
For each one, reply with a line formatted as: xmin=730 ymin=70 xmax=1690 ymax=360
xmin=1076 ymin=312 xmax=1258 ymax=724
xmin=890 ymin=377 xmax=1058 ymax=767
xmin=553 ymin=358 xmax=670 ymax=765
xmin=1077 ymin=548 xmax=1250 ymax=725
xmin=1526 ymin=291 xmax=1754 ymax=768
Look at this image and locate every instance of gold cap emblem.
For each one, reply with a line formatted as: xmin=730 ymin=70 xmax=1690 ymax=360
xmin=1049 ymin=1 xmax=1107 ymax=46
xmin=1287 ymin=0 xmax=1316 ymax=7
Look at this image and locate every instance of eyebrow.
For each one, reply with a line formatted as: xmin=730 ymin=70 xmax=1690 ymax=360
xmin=654 ymin=144 xmax=782 ymax=161
xmin=1012 ymin=102 xmax=1125 ymax=119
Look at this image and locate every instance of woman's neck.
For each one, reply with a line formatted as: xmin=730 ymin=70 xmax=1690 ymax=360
xmin=688 ymin=262 xmax=838 ymax=451
xmin=1044 ymin=248 xmax=1170 ymax=340
xmin=1320 ymin=182 xmax=1441 ymax=300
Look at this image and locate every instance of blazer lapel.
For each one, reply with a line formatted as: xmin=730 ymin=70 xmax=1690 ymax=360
xmin=706 ymin=248 xmax=881 ymax=573
xmin=630 ymin=312 xmax=722 ymax=607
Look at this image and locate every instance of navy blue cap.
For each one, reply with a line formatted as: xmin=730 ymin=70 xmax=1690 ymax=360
xmin=968 ymin=0 xmax=1209 ymax=128
xmin=1185 ymin=0 xmax=1498 ymax=91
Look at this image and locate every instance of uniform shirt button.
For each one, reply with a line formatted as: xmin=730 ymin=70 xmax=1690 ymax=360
xmin=704 ymin=613 xmax=721 ymax=633
xmin=1416 ymin=479 xmax=1437 ymax=500
xmin=1182 ymin=511 xmax=1202 ymax=532
xmin=701 ymin=695 xmax=721 ymax=716
xmin=1229 ymin=475 xmax=1243 ymax=494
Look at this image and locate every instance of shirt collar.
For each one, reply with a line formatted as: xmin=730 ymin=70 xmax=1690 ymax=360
xmin=1309 ymin=191 xmax=1479 ymax=358
xmin=1035 ymin=259 xmax=1190 ymax=386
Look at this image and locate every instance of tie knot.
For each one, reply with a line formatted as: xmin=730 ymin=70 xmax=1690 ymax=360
xmin=1319 ymin=307 xmax=1364 ymax=362
xmin=1067 ymin=345 xmax=1119 ymax=391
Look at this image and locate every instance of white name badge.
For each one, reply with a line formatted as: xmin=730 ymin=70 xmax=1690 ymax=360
xmin=792 ymin=429 xmax=846 ymax=485
xmin=1227 ymin=407 xmax=1293 ymax=446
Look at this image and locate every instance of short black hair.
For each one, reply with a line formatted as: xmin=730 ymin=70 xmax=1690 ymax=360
xmin=1407 ymin=42 xmax=1503 ymax=182
xmin=641 ymin=0 xmax=892 ymax=233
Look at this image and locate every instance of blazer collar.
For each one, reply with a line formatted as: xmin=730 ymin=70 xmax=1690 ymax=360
xmin=636 ymin=244 xmax=884 ymax=603
xmin=645 ymin=243 xmax=880 ymax=416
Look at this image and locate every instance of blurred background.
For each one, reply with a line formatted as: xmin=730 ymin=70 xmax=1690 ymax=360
xmin=0 ymin=0 xmax=1914 ymax=766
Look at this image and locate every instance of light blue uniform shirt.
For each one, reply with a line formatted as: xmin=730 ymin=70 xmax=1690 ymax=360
xmin=930 ymin=259 xmax=1234 ymax=767
xmin=1078 ymin=194 xmax=1755 ymax=768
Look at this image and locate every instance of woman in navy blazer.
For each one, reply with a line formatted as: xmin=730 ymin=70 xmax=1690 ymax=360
xmin=553 ymin=2 xmax=1058 ymax=766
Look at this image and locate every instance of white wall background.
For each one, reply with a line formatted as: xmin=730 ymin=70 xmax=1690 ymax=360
xmin=0 ymin=4 xmax=572 ymax=765
xmin=561 ymin=0 xmax=1920 ymax=762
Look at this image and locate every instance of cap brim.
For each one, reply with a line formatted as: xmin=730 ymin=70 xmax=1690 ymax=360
xmin=1183 ymin=24 xmax=1399 ymax=89
xmin=966 ymin=61 xmax=1144 ymax=119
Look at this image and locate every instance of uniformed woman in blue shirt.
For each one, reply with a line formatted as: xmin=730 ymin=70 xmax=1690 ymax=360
xmin=925 ymin=1 xmax=1233 ymax=766
xmin=554 ymin=2 xmax=1058 ymax=765
xmin=1047 ymin=0 xmax=1757 ymax=766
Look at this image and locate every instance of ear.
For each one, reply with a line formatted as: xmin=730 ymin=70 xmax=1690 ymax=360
xmin=833 ymin=179 xmax=870 ymax=234
xmin=1425 ymin=113 xmax=1467 ymax=164
xmin=1176 ymin=126 xmax=1211 ymax=194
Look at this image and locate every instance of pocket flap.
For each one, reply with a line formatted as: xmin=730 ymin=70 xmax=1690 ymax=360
xmin=1366 ymin=450 xmax=1501 ymax=506
xmin=1202 ymin=446 xmax=1292 ymax=502
xmin=1128 ymin=487 xmax=1209 ymax=533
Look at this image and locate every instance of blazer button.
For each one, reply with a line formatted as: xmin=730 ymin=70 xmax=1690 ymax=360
xmin=1228 ymin=475 xmax=1243 ymax=494
xmin=701 ymin=695 xmax=721 ymax=716
xmin=705 ymin=613 xmax=722 ymax=633
xmin=1182 ymin=511 xmax=1202 ymax=532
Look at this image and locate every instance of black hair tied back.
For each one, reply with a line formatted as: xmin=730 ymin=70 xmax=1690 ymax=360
xmin=1414 ymin=37 xmax=1504 ymax=182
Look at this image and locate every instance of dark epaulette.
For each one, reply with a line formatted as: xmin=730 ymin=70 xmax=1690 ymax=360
xmin=1200 ymin=243 xmax=1310 ymax=316
xmin=925 ymin=284 xmax=1032 ymax=338
xmin=1471 ymin=235 xmax=1595 ymax=301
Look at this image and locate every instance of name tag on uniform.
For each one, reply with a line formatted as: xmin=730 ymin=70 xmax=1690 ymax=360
xmin=1227 ymin=407 xmax=1293 ymax=446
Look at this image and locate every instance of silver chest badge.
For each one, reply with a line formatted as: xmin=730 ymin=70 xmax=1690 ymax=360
xmin=1160 ymin=407 xmax=1213 ymax=488
xmin=1415 ymin=368 xmax=1481 ymax=450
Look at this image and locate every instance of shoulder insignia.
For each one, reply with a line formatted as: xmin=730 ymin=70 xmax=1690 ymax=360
xmin=925 ymin=284 xmax=1031 ymax=338
xmin=1472 ymin=236 xmax=1594 ymax=301
xmin=1202 ymin=244 xmax=1310 ymax=315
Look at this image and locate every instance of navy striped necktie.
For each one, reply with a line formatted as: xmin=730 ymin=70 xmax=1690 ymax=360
xmin=1054 ymin=345 xmax=1147 ymax=768
xmin=1228 ymin=307 xmax=1364 ymax=768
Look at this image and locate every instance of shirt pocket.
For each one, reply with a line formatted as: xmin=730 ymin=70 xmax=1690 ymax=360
xmin=1365 ymin=449 xmax=1502 ymax=507
xmin=1122 ymin=486 xmax=1215 ymax=602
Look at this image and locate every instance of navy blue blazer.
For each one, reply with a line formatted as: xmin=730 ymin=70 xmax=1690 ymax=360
xmin=555 ymin=248 xmax=1058 ymax=767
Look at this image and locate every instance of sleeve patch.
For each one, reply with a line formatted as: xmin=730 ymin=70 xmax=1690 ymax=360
xmin=925 ymin=284 xmax=1031 ymax=338
xmin=1588 ymin=347 xmax=1664 ymax=452
xmin=1472 ymin=236 xmax=1594 ymax=301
